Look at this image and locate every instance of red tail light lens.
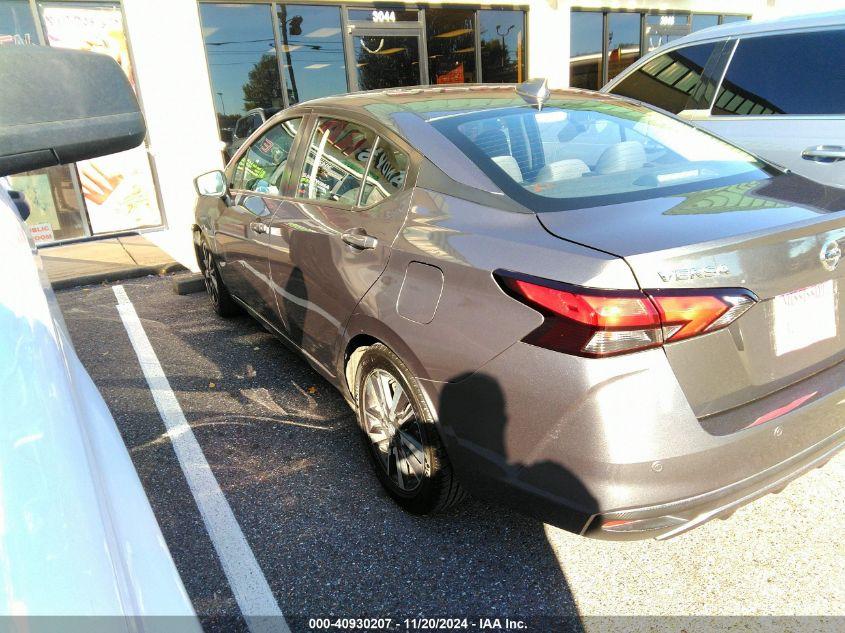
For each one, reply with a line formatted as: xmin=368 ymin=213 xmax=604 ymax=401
xmin=496 ymin=272 xmax=756 ymax=357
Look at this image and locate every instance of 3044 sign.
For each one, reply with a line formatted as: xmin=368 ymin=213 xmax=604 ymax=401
xmin=371 ymin=9 xmax=396 ymax=22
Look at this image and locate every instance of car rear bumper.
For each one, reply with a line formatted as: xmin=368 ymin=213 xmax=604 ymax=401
xmin=421 ymin=341 xmax=845 ymax=540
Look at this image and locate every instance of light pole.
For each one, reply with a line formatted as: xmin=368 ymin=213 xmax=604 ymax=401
xmin=496 ymin=24 xmax=514 ymax=68
xmin=216 ymin=91 xmax=226 ymax=116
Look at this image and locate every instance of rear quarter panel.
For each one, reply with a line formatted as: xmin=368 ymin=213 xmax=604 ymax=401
xmin=342 ymin=186 xmax=639 ymax=385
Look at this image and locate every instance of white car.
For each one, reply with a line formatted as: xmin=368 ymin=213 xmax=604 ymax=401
xmin=0 ymin=46 xmax=201 ymax=628
xmin=603 ymin=10 xmax=845 ymax=188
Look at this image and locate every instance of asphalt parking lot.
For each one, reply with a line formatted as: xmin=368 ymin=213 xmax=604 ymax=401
xmin=58 ymin=275 xmax=845 ymax=633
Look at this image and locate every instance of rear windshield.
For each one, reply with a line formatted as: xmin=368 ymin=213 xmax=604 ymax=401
xmin=429 ymin=100 xmax=772 ymax=211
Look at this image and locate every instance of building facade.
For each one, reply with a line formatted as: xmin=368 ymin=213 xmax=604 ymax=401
xmin=2 ymin=0 xmax=778 ymax=260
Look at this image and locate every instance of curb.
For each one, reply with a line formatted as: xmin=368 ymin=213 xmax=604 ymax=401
xmin=172 ymin=273 xmax=206 ymax=295
xmin=50 ymin=262 xmax=187 ymax=291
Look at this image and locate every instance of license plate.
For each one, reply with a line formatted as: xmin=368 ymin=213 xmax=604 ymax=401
xmin=773 ymin=280 xmax=837 ymax=356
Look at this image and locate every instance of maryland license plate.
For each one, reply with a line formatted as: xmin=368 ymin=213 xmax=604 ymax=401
xmin=773 ymin=280 xmax=836 ymax=356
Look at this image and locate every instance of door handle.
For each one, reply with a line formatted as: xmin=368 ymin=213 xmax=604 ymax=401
xmin=342 ymin=230 xmax=377 ymax=250
xmin=802 ymin=145 xmax=845 ymax=162
xmin=250 ymin=221 xmax=268 ymax=234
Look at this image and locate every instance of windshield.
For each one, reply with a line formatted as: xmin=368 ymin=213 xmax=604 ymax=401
xmin=429 ymin=100 xmax=772 ymax=211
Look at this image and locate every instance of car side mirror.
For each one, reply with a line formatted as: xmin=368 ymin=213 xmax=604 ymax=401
xmin=195 ymin=170 xmax=228 ymax=198
xmin=0 ymin=46 xmax=145 ymax=177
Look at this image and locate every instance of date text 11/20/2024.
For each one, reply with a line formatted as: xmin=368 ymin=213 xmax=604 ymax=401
xmin=308 ymin=618 xmax=528 ymax=630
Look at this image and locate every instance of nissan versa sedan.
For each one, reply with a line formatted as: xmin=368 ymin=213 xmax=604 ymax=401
xmin=192 ymin=83 xmax=845 ymax=539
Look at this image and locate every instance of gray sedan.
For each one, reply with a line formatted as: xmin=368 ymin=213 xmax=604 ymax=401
xmin=192 ymin=83 xmax=845 ymax=540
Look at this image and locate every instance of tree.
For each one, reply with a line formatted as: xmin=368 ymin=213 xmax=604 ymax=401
xmin=242 ymin=54 xmax=282 ymax=111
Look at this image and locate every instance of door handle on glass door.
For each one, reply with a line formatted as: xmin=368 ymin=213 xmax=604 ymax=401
xmin=802 ymin=146 xmax=845 ymax=162
xmin=250 ymin=221 xmax=268 ymax=234
xmin=342 ymin=230 xmax=377 ymax=250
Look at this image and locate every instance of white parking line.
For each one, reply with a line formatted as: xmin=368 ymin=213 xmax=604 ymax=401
xmin=113 ymin=285 xmax=289 ymax=633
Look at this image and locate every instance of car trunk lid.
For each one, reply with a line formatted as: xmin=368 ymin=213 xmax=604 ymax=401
xmin=537 ymin=175 xmax=845 ymax=421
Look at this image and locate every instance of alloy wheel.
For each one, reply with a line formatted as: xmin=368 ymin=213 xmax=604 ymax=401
xmin=361 ymin=369 xmax=427 ymax=492
xmin=202 ymin=245 xmax=220 ymax=307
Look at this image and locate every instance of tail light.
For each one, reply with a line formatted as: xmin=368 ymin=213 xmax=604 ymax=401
xmin=496 ymin=271 xmax=756 ymax=357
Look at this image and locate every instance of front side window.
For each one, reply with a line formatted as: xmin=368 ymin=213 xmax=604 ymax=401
xmin=233 ymin=117 xmax=302 ymax=194
xmin=713 ymin=30 xmax=845 ymax=116
xmin=296 ymin=118 xmax=378 ymax=204
xmin=431 ymin=101 xmax=770 ymax=211
xmin=610 ymin=42 xmax=718 ymax=114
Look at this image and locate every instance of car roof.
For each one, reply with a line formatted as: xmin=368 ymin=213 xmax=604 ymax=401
xmin=660 ymin=9 xmax=844 ymax=46
xmin=288 ymin=83 xmax=635 ymax=125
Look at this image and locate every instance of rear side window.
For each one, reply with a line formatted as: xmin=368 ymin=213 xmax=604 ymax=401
xmin=296 ymin=118 xmax=378 ymax=205
xmin=713 ymin=30 xmax=845 ymax=116
xmin=610 ymin=42 xmax=719 ymax=114
xmin=232 ymin=117 xmax=302 ymax=194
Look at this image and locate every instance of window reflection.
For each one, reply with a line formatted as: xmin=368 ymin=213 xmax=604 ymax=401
xmin=610 ymin=42 xmax=718 ymax=114
xmin=426 ymin=8 xmax=476 ymax=84
xmin=278 ymin=5 xmax=347 ymax=104
xmin=569 ymin=11 xmax=602 ymax=89
xmin=200 ymin=3 xmax=281 ymax=139
xmin=0 ymin=0 xmax=38 ymax=45
xmin=607 ymin=12 xmax=641 ymax=81
xmin=353 ymin=34 xmax=420 ymax=91
xmin=361 ymin=139 xmax=409 ymax=206
xmin=691 ymin=14 xmax=718 ymax=32
xmin=645 ymin=14 xmax=690 ymax=52
xmin=479 ymin=9 xmax=524 ymax=83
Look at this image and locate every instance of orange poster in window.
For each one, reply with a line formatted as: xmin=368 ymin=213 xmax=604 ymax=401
xmin=436 ymin=64 xmax=465 ymax=84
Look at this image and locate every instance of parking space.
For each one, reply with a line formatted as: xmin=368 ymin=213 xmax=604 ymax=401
xmin=57 ymin=276 xmax=845 ymax=632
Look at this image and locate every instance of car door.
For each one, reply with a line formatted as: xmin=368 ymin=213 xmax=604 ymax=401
xmin=692 ymin=28 xmax=845 ymax=187
xmin=215 ymin=116 xmax=303 ymax=324
xmin=266 ymin=114 xmax=414 ymax=375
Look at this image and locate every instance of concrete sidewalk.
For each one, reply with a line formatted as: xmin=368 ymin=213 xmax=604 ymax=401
xmin=41 ymin=234 xmax=187 ymax=290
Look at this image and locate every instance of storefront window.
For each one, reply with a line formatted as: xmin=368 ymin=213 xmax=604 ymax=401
xmin=645 ymin=14 xmax=690 ymax=52
xmin=721 ymin=15 xmax=749 ymax=24
xmin=278 ymin=4 xmax=347 ymax=104
xmin=0 ymin=0 xmax=37 ymax=44
xmin=200 ymin=3 xmax=280 ymax=139
xmin=571 ymin=9 xmax=750 ymax=90
xmin=426 ymin=8 xmax=476 ymax=84
xmin=9 ymin=166 xmax=88 ymax=243
xmin=40 ymin=2 xmax=162 ymax=234
xmin=691 ymin=14 xmax=719 ymax=32
xmin=570 ymin=11 xmax=602 ymax=90
xmin=353 ymin=34 xmax=421 ymax=91
xmin=607 ymin=12 xmax=641 ymax=81
xmin=479 ymin=9 xmax=524 ymax=84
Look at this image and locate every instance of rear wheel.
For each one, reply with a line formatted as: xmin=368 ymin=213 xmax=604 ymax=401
xmin=354 ymin=344 xmax=465 ymax=514
xmin=200 ymin=240 xmax=241 ymax=317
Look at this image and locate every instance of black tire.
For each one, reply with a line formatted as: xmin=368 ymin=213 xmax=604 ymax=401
xmin=199 ymin=240 xmax=241 ymax=318
xmin=354 ymin=343 xmax=466 ymax=514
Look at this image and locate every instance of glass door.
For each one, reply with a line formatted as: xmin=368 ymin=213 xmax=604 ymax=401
xmin=345 ymin=7 xmax=426 ymax=91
